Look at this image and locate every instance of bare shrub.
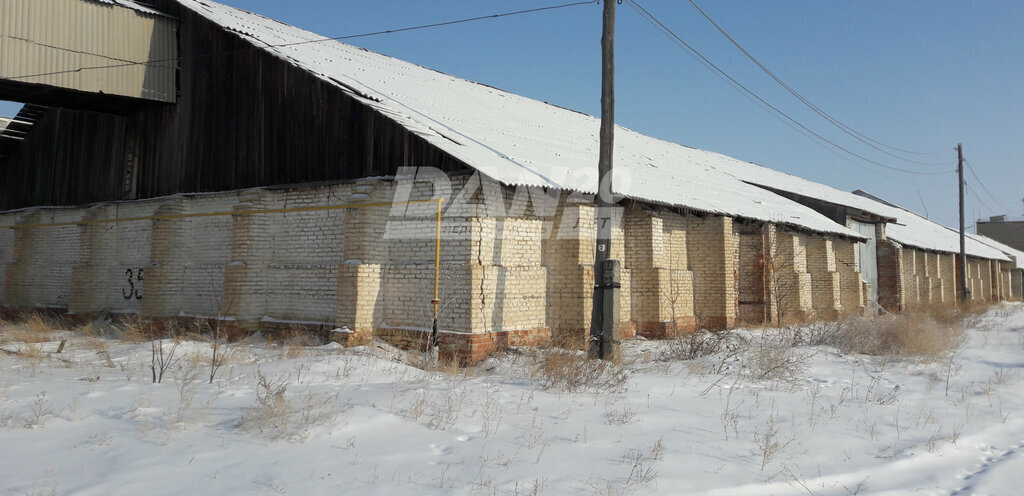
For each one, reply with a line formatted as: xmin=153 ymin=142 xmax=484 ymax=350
xmin=238 ymin=370 xmax=342 ymax=441
xmin=193 ymin=319 xmax=229 ymax=384
xmin=401 ymin=388 xmax=466 ymax=431
xmin=240 ymin=371 xmax=290 ymax=434
xmin=604 ymin=407 xmax=637 ymax=425
xmin=666 ymin=330 xmax=741 ymax=361
xmin=26 ymin=392 xmax=55 ymax=428
xmin=753 ymin=412 xmax=795 ymax=470
xmin=532 ymin=350 xmax=629 ymax=393
xmin=149 ymin=322 xmax=182 ymax=384
xmin=622 ymin=448 xmax=658 ymax=488
xmin=549 ymin=330 xmax=587 ymax=352
xmin=744 ymin=331 xmax=809 ymax=382
xmin=175 ymin=358 xmax=203 ymax=425
xmin=791 ymin=321 xmax=844 ymax=347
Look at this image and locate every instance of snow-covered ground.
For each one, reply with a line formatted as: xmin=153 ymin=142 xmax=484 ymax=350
xmin=2 ymin=305 xmax=1023 ymax=495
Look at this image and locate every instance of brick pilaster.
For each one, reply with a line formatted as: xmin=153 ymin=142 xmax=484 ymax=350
xmin=765 ymin=226 xmax=813 ymax=325
xmin=222 ymin=192 xmax=269 ymax=328
xmin=69 ymin=206 xmax=108 ymax=315
xmin=142 ymin=198 xmax=188 ymax=318
xmin=689 ymin=215 xmax=738 ymax=329
xmin=336 ymin=180 xmax=390 ymax=345
xmin=806 ymin=237 xmax=841 ymax=320
xmin=3 ymin=210 xmax=41 ymax=309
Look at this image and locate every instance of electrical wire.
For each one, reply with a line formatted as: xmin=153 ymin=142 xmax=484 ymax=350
xmin=3 ymin=0 xmax=598 ymax=81
xmin=967 ymin=182 xmax=998 ymax=216
xmin=628 ymin=0 xmax=950 ymax=177
xmin=965 ymin=159 xmax=1012 ymax=212
xmin=273 ymin=0 xmax=599 ymax=48
xmin=686 ymin=0 xmax=951 ymax=162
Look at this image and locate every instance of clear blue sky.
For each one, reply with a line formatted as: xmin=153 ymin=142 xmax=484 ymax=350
xmin=3 ymin=0 xmax=1022 ymax=229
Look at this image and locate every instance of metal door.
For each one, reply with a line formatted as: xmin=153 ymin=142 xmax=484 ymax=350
xmin=849 ymin=220 xmax=879 ymax=303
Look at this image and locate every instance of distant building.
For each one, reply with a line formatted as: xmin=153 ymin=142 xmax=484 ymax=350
xmin=978 ymin=215 xmax=1024 ymax=252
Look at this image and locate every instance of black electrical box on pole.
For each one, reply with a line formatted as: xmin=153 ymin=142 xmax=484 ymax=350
xmin=958 ymin=143 xmax=969 ymax=302
xmin=590 ymin=0 xmax=621 ymax=361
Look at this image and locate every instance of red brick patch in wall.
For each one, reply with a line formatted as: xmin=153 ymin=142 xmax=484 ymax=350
xmin=636 ymin=317 xmax=698 ymax=339
xmin=377 ymin=327 xmax=553 ymax=365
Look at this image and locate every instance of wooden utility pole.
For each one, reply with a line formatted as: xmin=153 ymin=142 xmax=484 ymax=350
xmin=590 ymin=0 xmax=620 ymax=361
xmin=958 ymin=143 xmax=968 ymax=302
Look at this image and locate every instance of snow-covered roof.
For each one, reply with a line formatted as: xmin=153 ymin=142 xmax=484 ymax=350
xmin=177 ymin=0 xmax=863 ymax=239
xmin=968 ymin=233 xmax=1024 ymax=270
xmin=710 ymin=160 xmax=900 ymax=221
xmin=849 ymin=191 xmax=1009 ymax=261
xmin=691 ymin=152 xmax=1007 ymax=259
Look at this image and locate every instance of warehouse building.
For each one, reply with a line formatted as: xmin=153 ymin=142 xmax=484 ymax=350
xmin=0 ymin=0 xmax=1015 ymax=362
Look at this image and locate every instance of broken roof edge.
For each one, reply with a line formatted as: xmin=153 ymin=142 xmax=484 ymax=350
xmin=852 ymin=190 xmax=1011 ymax=261
xmin=721 ymin=161 xmax=901 ymax=220
xmin=90 ymin=0 xmax=175 ymax=18
xmin=744 ymin=182 xmax=898 ymax=224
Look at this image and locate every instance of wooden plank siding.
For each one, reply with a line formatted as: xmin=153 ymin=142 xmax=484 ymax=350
xmin=0 ymin=3 xmax=468 ymax=210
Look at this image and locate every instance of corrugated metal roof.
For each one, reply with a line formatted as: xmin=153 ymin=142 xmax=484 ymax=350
xmin=177 ymin=0 xmax=864 ymax=240
xmin=687 ymin=150 xmax=1008 ymax=260
xmin=0 ymin=105 xmax=41 ymax=161
xmin=90 ymin=0 xmax=166 ymax=16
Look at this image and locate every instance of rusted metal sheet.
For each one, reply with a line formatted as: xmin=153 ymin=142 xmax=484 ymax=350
xmin=0 ymin=0 xmax=177 ymax=103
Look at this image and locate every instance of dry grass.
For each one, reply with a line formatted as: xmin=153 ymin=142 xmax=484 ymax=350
xmin=423 ymin=353 xmax=464 ymax=375
xmin=237 ymin=370 xmax=343 ymax=441
xmin=532 ymin=350 xmax=629 ymax=393
xmin=1 ymin=313 xmax=65 ymax=344
xmin=828 ymin=313 xmax=965 ymax=362
xmin=744 ymin=331 xmax=810 ymax=382
xmin=115 ymin=315 xmax=154 ymax=343
xmin=548 ymin=330 xmax=588 ymax=352
xmin=666 ymin=330 xmax=739 ymax=361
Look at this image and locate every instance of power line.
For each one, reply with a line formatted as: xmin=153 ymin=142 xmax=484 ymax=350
xmin=967 ymin=182 xmax=998 ymax=216
xmin=628 ymin=0 xmax=950 ymax=176
xmin=965 ymin=159 xmax=1013 ymax=212
xmin=3 ymin=1 xmax=598 ymax=81
xmin=685 ymin=0 xmax=951 ymax=162
xmin=0 ymin=35 xmax=140 ymax=65
xmin=624 ymin=3 xmax=945 ymax=187
xmin=272 ymin=0 xmax=599 ymax=49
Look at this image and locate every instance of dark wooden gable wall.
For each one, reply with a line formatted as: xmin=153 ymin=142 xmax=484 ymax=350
xmin=0 ymin=1 xmax=468 ymax=210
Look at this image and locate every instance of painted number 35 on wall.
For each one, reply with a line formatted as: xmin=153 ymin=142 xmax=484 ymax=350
xmin=123 ymin=268 xmax=143 ymax=300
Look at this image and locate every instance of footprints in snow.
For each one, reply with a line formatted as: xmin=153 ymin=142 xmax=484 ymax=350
xmin=950 ymin=440 xmax=1024 ymax=496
